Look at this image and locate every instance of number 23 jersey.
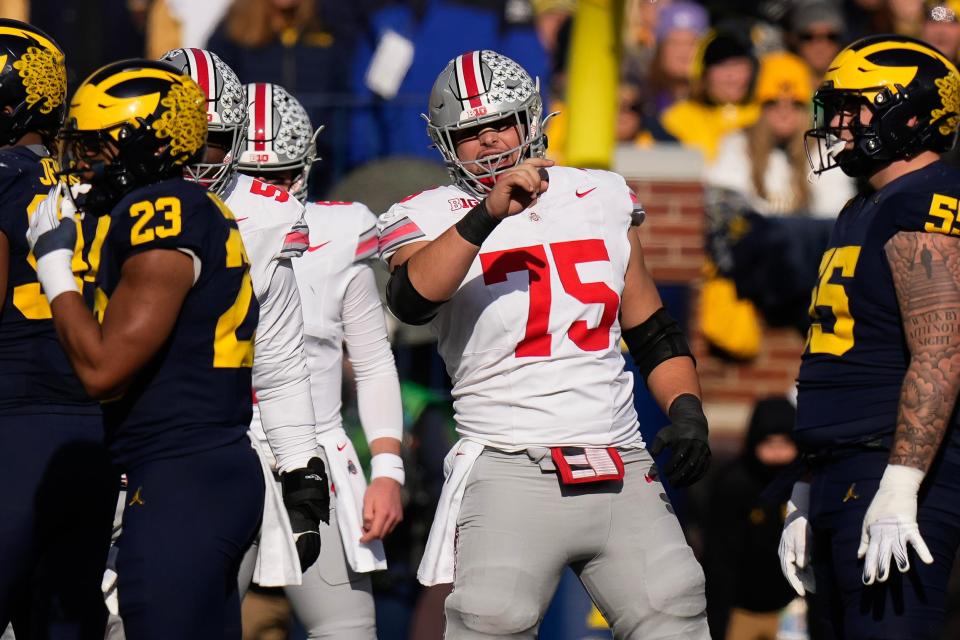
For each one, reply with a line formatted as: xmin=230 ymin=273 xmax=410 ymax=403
xmin=378 ymin=166 xmax=641 ymax=450
xmin=796 ymin=160 xmax=960 ymax=450
xmin=96 ymin=178 xmax=259 ymax=468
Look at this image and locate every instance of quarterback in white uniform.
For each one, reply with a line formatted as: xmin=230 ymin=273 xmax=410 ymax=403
xmin=236 ymin=82 xmax=404 ymax=640
xmin=379 ymin=50 xmax=712 ymax=639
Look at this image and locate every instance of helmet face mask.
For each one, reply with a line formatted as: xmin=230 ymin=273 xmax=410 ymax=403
xmin=237 ymin=82 xmax=318 ymax=203
xmin=160 ymin=48 xmax=247 ymax=196
xmin=805 ymin=35 xmax=960 ymax=178
xmin=426 ymin=50 xmax=547 ymax=197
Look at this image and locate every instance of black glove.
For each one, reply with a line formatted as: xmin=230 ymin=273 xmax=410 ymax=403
xmin=649 ymin=394 xmax=711 ymax=488
xmin=280 ymin=457 xmax=330 ymax=572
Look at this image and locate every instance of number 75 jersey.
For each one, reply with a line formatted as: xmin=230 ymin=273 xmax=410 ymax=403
xmin=378 ymin=166 xmax=642 ymax=450
xmin=796 ymin=160 xmax=960 ymax=450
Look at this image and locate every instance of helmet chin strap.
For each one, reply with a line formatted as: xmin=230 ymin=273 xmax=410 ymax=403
xmin=807 ymin=133 xmax=849 ymax=183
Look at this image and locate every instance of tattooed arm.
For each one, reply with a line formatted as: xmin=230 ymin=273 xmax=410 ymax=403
xmin=885 ymin=230 xmax=960 ymax=472
xmin=855 ymin=230 xmax=960 ymax=585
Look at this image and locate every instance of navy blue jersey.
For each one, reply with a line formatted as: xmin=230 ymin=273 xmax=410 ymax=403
xmin=95 ymin=178 xmax=259 ymax=468
xmin=796 ymin=161 xmax=960 ymax=450
xmin=0 ymin=146 xmax=101 ymax=414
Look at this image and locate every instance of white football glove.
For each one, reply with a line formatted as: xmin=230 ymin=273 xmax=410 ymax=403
xmin=858 ymin=464 xmax=933 ymax=585
xmin=25 ymin=184 xmax=79 ymax=304
xmin=779 ymin=481 xmax=816 ymax=596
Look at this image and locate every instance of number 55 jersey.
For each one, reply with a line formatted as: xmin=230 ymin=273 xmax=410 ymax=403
xmin=378 ymin=166 xmax=642 ymax=450
xmin=94 ymin=177 xmax=259 ymax=468
xmin=796 ymin=160 xmax=960 ymax=451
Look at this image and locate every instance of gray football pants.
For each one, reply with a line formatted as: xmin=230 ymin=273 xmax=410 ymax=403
xmin=444 ymin=448 xmax=709 ymax=640
xmin=237 ymin=480 xmax=376 ymax=640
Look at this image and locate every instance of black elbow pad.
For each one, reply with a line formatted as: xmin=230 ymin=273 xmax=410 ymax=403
xmin=386 ymin=262 xmax=443 ymax=326
xmin=622 ymin=307 xmax=694 ymax=381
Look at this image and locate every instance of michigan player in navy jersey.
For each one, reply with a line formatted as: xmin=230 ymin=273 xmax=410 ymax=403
xmin=778 ymin=35 xmax=960 ymax=639
xmin=26 ymin=60 xmax=264 ymax=639
xmin=0 ymin=19 xmax=117 ymax=639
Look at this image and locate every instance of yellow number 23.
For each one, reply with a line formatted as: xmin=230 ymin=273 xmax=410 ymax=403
xmin=129 ymin=197 xmax=182 ymax=245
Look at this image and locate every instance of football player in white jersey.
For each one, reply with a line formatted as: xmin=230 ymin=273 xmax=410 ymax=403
xmin=378 ymin=50 xmax=712 ymax=639
xmin=234 ymin=82 xmax=404 ymax=639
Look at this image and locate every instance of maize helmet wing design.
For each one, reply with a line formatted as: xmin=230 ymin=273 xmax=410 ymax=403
xmin=237 ymin=82 xmax=319 ymax=203
xmin=160 ymin=48 xmax=247 ymax=194
xmin=0 ymin=18 xmax=66 ymax=146
xmin=426 ymin=50 xmax=546 ymax=197
xmin=806 ymin=34 xmax=960 ymax=177
xmin=60 ymin=59 xmax=207 ymax=214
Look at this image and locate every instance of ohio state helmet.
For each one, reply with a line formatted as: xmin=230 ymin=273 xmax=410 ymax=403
xmin=159 ymin=47 xmax=247 ymax=194
xmin=425 ymin=50 xmax=547 ymax=197
xmin=237 ymin=82 xmax=319 ymax=203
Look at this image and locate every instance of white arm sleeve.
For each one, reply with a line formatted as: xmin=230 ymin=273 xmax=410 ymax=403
xmin=253 ymin=260 xmax=321 ymax=472
xmin=342 ymin=263 xmax=403 ymax=444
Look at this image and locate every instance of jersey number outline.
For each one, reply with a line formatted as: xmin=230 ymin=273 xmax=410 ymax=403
xmin=129 ymin=197 xmax=182 ymax=245
xmin=807 ymin=245 xmax=861 ymax=356
xmin=209 ymin=194 xmax=256 ymax=368
xmin=480 ymin=239 xmax=620 ymax=357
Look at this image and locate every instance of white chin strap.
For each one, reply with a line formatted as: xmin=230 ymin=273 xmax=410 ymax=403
xmin=808 ymin=134 xmax=849 ymax=183
xmin=825 ymin=133 xmax=847 ymax=160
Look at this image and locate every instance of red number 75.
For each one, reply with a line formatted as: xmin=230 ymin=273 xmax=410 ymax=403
xmin=480 ymin=239 xmax=620 ymax=358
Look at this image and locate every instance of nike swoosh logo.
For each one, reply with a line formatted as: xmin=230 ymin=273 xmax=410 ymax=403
xmin=308 ymin=241 xmax=330 ymax=252
xmin=337 ymin=442 xmax=347 ymax=451
xmin=575 ymin=187 xmax=597 ymax=198
xmin=235 ymin=216 xmax=249 ymax=222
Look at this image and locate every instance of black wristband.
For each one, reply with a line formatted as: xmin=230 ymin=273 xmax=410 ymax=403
xmin=667 ymin=393 xmax=707 ymax=431
xmin=455 ymin=199 xmax=501 ymax=246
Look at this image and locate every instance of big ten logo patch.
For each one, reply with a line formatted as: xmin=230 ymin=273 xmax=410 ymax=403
xmin=449 ymin=197 xmax=480 ymax=212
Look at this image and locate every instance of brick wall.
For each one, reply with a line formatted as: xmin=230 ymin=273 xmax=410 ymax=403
xmin=620 ymin=147 xmax=805 ymax=435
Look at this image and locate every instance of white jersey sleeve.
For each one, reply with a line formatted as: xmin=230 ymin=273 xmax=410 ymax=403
xmin=294 ymin=201 xmax=401 ymax=444
xmin=224 ymin=173 xmax=318 ymax=472
xmin=377 ymin=186 xmax=481 ymax=264
xmin=251 ymin=262 xmax=318 ymax=473
xmin=342 ymin=264 xmax=403 ymax=443
xmin=386 ymin=168 xmax=642 ymax=450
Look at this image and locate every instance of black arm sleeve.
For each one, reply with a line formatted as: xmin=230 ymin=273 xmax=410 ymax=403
xmin=385 ymin=261 xmax=444 ymax=326
xmin=622 ymin=307 xmax=695 ymax=381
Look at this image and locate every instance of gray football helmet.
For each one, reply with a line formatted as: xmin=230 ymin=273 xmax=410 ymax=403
xmin=425 ymin=50 xmax=547 ymax=197
xmin=160 ymin=47 xmax=247 ymax=195
xmin=237 ymin=82 xmax=320 ymax=203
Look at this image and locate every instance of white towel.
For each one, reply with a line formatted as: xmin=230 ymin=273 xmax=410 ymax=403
xmin=247 ymin=432 xmax=303 ymax=586
xmin=417 ymin=439 xmax=485 ymax=586
xmin=318 ymin=429 xmax=388 ymax=573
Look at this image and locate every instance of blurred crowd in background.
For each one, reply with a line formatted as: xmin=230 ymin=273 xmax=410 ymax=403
xmin=4 ymin=0 xmax=960 ymax=638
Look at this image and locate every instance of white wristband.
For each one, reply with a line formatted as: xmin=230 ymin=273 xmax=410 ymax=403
xmin=370 ymin=452 xmax=405 ymax=486
xmin=36 ymin=252 xmax=78 ymax=304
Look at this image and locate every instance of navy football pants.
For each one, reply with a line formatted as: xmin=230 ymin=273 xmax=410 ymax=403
xmin=116 ymin=438 xmax=263 ymax=640
xmin=0 ymin=412 xmax=116 ymax=640
xmin=808 ymin=449 xmax=960 ymax=640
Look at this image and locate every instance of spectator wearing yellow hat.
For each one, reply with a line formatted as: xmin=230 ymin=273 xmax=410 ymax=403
xmin=923 ymin=0 xmax=960 ymax=60
xmin=660 ymin=30 xmax=761 ymax=161
xmin=704 ymin=51 xmax=855 ymax=217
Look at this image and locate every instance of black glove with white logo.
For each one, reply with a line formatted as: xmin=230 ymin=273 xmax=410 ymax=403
xmin=280 ymin=457 xmax=330 ymax=572
xmin=649 ymin=394 xmax=711 ymax=488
